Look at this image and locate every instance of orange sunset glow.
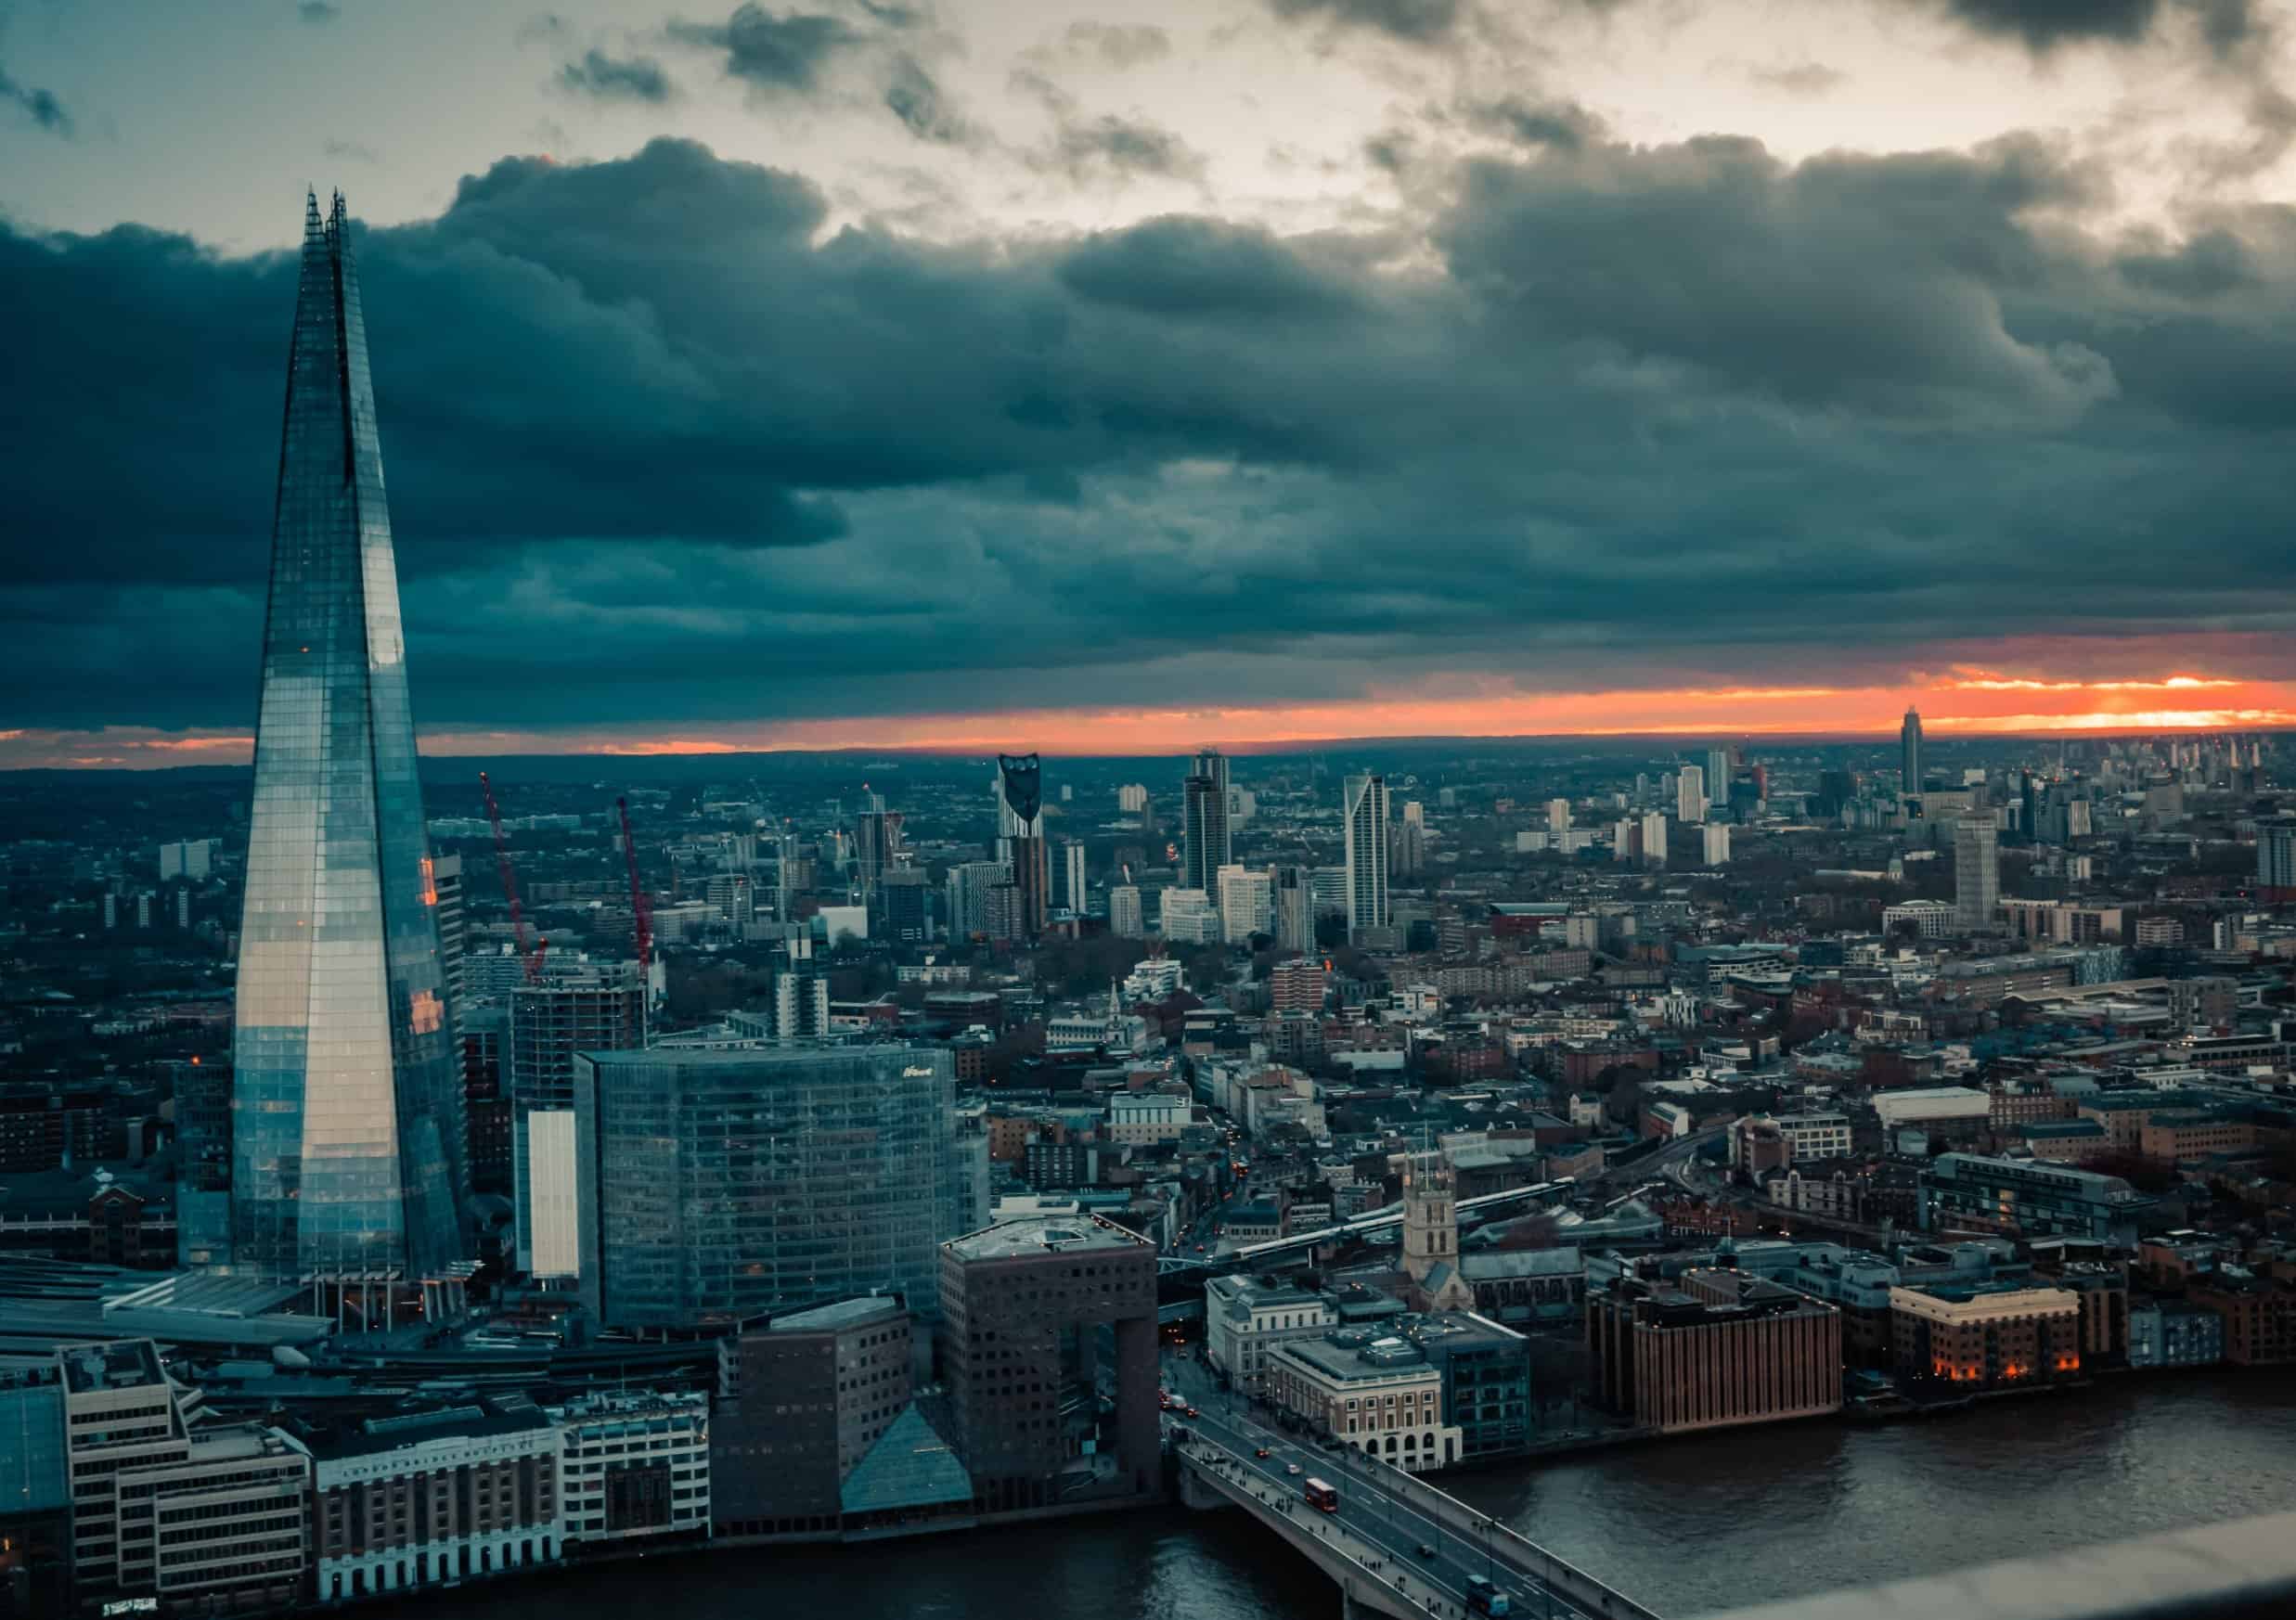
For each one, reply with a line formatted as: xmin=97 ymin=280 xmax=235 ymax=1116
xmin=10 ymin=671 xmax=2292 ymax=769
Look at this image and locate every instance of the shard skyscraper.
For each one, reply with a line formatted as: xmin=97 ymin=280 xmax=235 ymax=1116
xmin=229 ymin=192 xmax=470 ymax=1279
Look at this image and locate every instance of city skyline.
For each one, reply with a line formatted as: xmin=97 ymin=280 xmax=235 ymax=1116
xmin=4 ymin=1 xmax=2295 ymax=767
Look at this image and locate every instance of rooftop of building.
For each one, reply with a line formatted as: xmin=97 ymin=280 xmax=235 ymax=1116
xmin=944 ymin=1213 xmax=1154 ymax=1261
xmin=2020 ymin=1120 xmax=2109 ymax=1138
xmin=1272 ymin=1329 xmax=1446 ymax=1383
xmin=59 ymin=1337 xmax=163 ymax=1395
xmin=771 ymin=1295 xmax=908 ymax=1334
xmin=293 ymin=1396 xmax=554 ymax=1459
xmin=1206 ymin=1273 xmax=1323 ymax=1310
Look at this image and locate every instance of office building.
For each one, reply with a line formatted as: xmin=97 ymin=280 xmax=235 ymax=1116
xmin=1677 ymin=765 xmax=1707 ymax=824
xmin=510 ymin=962 xmax=646 ymax=1277
xmin=2260 ymin=816 xmax=2296 ymax=889
xmin=1342 ymin=773 xmax=1389 ymax=934
xmin=1403 ymin=1312 xmax=1534 ymax=1462
xmin=227 ymin=192 xmax=468 ymax=1279
xmin=1547 ymin=798 xmax=1570 ymax=837
xmin=60 ymin=1341 xmax=310 ymax=1614
xmin=1108 ymin=884 xmax=1144 ymax=939
xmin=1702 ymin=823 xmax=1732 ymax=866
xmin=1902 ymin=706 xmax=1925 ymax=794
xmin=1266 ymin=1331 xmax=1464 ymax=1472
xmin=574 ymin=1046 xmax=957 ymax=1331
xmin=1181 ymin=750 xmax=1232 ymax=893
xmin=714 ymin=1297 xmax=915 ymax=1530
xmin=1705 ymin=748 xmax=1731 ymax=808
xmin=1063 ymin=841 xmax=1089 ymax=913
xmin=1587 ymin=1271 xmax=1841 ymax=1435
xmin=1006 ymin=833 xmax=1051 ymax=940
xmin=1271 ymin=865 xmax=1312 ymax=952
xmin=936 ymin=1215 xmax=1161 ymax=1512
xmin=1218 ymin=865 xmax=1273 ymax=944
xmin=1204 ymin=1274 xmax=1337 ymax=1394
xmin=1117 ymin=783 xmax=1148 ymax=814
xmin=1954 ymin=816 xmax=2000 ymax=931
xmin=1918 ymin=1153 xmax=2151 ymax=1247
xmin=288 ymin=1397 xmax=562 ymax=1601
xmin=551 ymin=1391 xmax=711 ymax=1552
xmin=0 ymin=1354 xmax=69 ymax=1616
xmin=1891 ymin=1283 xmax=2083 ymax=1390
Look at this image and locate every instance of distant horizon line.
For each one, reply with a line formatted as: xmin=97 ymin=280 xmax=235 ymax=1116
xmin=7 ymin=719 xmax=2290 ymax=774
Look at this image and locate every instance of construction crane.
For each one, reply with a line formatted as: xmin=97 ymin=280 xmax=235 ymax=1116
xmin=617 ymin=797 xmax=653 ymax=972
xmin=479 ymin=771 xmax=545 ymax=985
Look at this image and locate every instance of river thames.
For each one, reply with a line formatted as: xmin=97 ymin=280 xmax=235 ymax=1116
xmin=410 ymin=1372 xmax=2296 ymax=1620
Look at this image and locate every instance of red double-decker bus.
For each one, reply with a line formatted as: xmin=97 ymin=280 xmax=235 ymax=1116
xmin=1302 ymin=1477 xmax=1339 ymax=1512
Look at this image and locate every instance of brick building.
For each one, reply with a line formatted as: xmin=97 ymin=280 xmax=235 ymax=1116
xmin=1586 ymin=1270 xmax=1841 ymax=1435
xmin=1890 ymin=1283 xmax=2083 ymax=1391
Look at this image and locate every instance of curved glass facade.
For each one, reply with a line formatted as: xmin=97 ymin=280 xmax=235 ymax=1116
xmin=228 ymin=191 xmax=469 ymax=1279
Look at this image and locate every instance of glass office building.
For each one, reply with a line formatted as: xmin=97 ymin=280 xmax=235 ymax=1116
xmin=573 ymin=1045 xmax=958 ymax=1331
xmin=228 ymin=192 xmax=469 ymax=1279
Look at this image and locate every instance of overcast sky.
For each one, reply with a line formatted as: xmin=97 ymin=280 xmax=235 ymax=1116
xmin=4 ymin=0 xmax=2294 ymax=765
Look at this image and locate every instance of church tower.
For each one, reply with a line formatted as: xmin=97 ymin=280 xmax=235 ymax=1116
xmin=1400 ymin=1151 xmax=1474 ymax=1313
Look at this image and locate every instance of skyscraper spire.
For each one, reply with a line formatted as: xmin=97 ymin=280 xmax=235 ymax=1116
xmin=224 ymin=188 xmax=470 ymax=1280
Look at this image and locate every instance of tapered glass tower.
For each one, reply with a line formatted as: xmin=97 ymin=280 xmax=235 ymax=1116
xmin=229 ymin=191 xmax=469 ymax=1279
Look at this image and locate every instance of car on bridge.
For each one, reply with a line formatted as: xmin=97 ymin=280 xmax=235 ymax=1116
xmin=1416 ymin=1543 xmax=1437 ymax=1560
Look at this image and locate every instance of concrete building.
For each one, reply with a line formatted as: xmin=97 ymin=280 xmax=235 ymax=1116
xmin=1701 ymin=822 xmax=1731 ymax=866
xmin=1204 ymin=1273 xmax=1338 ymax=1394
xmin=1902 ymin=706 xmax=1924 ymax=794
xmin=1890 ymin=1282 xmax=2083 ymax=1391
xmin=1640 ymin=810 xmax=1669 ymax=868
xmin=1107 ymin=1090 xmax=1192 ymax=1146
xmin=1271 ymin=866 xmax=1313 ymax=953
xmin=59 ymin=1340 xmax=309 ymax=1615
xmin=290 ymin=1397 xmax=561 ymax=1601
xmin=551 ymin=1390 xmax=711 ymax=1552
xmin=1954 ymin=816 xmax=2000 ymax=931
xmin=935 ymin=1215 xmax=1161 ymax=1513
xmin=1587 ymin=1271 xmax=1841 ymax=1435
xmin=1218 ymin=865 xmax=1273 ymax=944
xmin=1157 ymin=886 xmax=1219 ymax=945
xmin=1677 ymin=765 xmax=1707 ymax=824
xmin=1265 ymin=1331 xmax=1464 ymax=1473
xmin=1108 ymin=884 xmax=1144 ymax=939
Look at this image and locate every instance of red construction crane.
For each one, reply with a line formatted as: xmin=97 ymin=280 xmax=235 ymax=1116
xmin=617 ymin=797 xmax=653 ymax=971
xmin=480 ymin=771 xmax=543 ymax=985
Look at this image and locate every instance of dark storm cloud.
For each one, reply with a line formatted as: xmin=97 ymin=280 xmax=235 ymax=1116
xmin=1463 ymin=95 xmax=1606 ymax=152
xmin=1935 ymin=0 xmax=2259 ymax=54
xmin=1265 ymin=0 xmax=1464 ymax=44
xmin=297 ymin=0 xmax=342 ymax=23
xmin=668 ymin=5 xmax=858 ymax=92
xmin=0 ymin=61 xmax=71 ymax=135
xmin=6 ymin=130 xmax=2295 ymax=735
xmin=558 ymin=48 xmax=677 ymax=103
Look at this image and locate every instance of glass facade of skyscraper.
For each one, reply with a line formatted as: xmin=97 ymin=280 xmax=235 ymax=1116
xmin=573 ymin=1045 xmax=957 ymax=1331
xmin=228 ymin=192 xmax=469 ymax=1279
